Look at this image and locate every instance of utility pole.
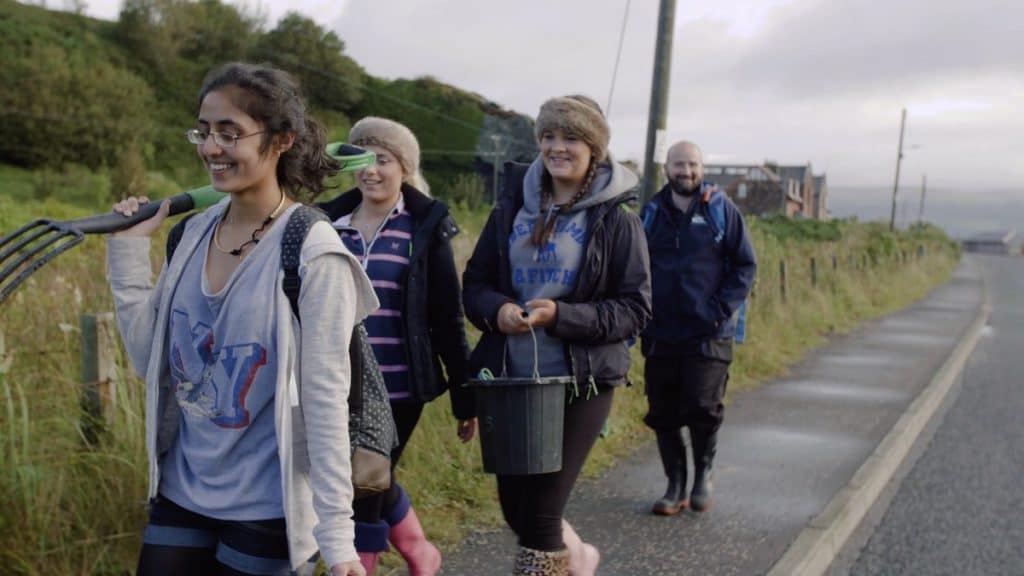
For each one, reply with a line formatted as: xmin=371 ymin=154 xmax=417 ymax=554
xmin=889 ymin=107 xmax=906 ymax=231
xmin=490 ymin=134 xmax=503 ymax=205
xmin=918 ymin=173 xmax=927 ymax=225
xmin=640 ymin=0 xmax=677 ymax=203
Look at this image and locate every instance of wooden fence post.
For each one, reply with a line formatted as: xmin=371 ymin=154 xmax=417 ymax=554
xmin=81 ymin=313 xmax=118 ymax=445
xmin=779 ymin=260 xmax=787 ymax=302
xmin=810 ymin=257 xmax=818 ymax=287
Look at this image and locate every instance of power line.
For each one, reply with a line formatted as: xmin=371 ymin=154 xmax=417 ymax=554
xmin=420 ymin=149 xmax=487 ymax=156
xmin=0 ymin=108 xmax=142 ymax=129
xmin=253 ymin=50 xmax=485 ymax=134
xmin=10 ymin=44 xmax=504 ymax=153
xmin=606 ymin=0 xmax=632 ymax=116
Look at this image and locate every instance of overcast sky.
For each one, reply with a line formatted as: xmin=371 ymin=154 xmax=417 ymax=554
xmin=75 ymin=0 xmax=1023 ymax=203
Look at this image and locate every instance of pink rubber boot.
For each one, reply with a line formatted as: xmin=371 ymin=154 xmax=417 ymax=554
xmin=389 ymin=506 xmax=441 ymax=575
xmin=357 ymin=551 xmax=380 ymax=575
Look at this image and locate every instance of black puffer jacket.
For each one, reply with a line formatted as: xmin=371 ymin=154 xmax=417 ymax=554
xmin=319 ymin=184 xmax=474 ymax=419
xmin=462 ymin=162 xmax=652 ymax=389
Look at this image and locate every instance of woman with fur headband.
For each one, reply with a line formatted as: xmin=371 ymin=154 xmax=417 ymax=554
xmin=463 ymin=96 xmax=652 ymax=575
xmin=318 ymin=117 xmax=475 ymax=576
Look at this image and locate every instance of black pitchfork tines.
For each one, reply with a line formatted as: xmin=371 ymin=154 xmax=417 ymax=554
xmin=0 ymin=187 xmax=216 ymax=306
xmin=0 ymin=218 xmax=85 ymax=304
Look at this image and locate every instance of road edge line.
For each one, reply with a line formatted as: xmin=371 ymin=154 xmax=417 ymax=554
xmin=766 ymin=267 xmax=992 ymax=576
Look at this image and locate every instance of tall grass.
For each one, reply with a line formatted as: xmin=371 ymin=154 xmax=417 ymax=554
xmin=0 ymin=192 xmax=959 ymax=574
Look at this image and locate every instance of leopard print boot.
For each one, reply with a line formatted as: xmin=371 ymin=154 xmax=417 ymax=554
xmin=513 ymin=546 xmax=570 ymax=575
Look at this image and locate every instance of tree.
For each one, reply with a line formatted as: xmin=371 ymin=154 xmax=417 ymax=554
xmin=0 ymin=6 xmax=155 ymax=170
xmin=252 ymin=13 xmax=364 ymax=112
xmin=116 ymin=0 xmax=258 ymax=72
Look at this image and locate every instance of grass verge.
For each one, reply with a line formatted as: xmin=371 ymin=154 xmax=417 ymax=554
xmin=0 ymin=196 xmax=958 ymax=574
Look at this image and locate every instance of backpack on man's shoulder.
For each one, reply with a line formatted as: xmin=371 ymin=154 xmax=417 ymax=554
xmin=166 ymin=205 xmax=398 ymax=498
xmin=640 ymin=187 xmax=748 ymax=343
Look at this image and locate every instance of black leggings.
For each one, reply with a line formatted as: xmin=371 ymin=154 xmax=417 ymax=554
xmin=496 ymin=389 xmax=614 ymax=551
xmin=353 ymin=401 xmax=424 ymax=523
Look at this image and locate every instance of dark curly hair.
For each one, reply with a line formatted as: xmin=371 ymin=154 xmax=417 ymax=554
xmin=198 ymin=62 xmax=339 ymax=201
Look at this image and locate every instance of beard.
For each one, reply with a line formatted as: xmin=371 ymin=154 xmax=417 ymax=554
xmin=669 ymin=177 xmax=700 ymax=198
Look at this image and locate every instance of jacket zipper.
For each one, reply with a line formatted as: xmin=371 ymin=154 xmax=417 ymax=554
xmin=585 ymin=349 xmax=598 ymax=399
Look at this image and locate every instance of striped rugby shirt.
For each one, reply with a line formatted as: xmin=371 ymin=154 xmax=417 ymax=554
xmin=334 ymin=196 xmax=414 ymax=401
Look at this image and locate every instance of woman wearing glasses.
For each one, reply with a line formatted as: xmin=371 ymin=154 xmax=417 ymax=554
xmin=318 ymin=117 xmax=474 ymax=576
xmin=462 ymin=95 xmax=651 ymax=575
xmin=106 ymin=62 xmax=372 ymax=576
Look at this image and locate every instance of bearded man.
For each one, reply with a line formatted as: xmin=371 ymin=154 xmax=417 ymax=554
xmin=639 ymin=141 xmax=757 ymax=515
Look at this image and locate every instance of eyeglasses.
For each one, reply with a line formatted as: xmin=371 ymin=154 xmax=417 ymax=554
xmin=186 ymin=128 xmax=265 ymax=148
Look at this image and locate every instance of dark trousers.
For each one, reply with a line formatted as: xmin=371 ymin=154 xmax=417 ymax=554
xmin=353 ymin=402 xmax=424 ymax=524
xmin=496 ymin=389 xmax=614 ymax=551
xmin=643 ymin=354 xmax=729 ymax=436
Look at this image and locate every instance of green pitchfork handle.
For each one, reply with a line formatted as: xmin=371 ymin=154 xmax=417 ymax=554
xmin=71 ymin=142 xmax=375 ymax=234
xmin=0 ymin=143 xmax=373 ymax=305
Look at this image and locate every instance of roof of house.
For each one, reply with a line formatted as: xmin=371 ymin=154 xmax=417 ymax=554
xmin=704 ymin=164 xmax=781 ymax=188
xmin=964 ymin=230 xmax=1017 ymax=244
xmin=703 ymin=164 xmax=752 ymax=189
xmin=776 ymin=165 xmax=809 ymax=183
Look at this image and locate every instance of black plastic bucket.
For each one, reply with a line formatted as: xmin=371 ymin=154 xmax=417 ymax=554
xmin=469 ymin=374 xmax=573 ymax=475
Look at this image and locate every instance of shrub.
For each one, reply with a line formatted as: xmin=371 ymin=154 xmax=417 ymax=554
xmin=31 ymin=164 xmax=112 ymax=209
xmin=0 ymin=4 xmax=156 ymax=171
xmin=251 ymin=13 xmax=364 ymax=113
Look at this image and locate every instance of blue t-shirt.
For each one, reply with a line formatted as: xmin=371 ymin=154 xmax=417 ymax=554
xmin=160 ymin=209 xmax=294 ymax=520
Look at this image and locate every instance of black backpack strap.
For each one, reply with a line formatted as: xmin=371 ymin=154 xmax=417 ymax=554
xmin=165 ymin=213 xmax=197 ymax=263
xmin=436 ymin=213 xmax=460 ymax=241
xmin=280 ymin=205 xmax=389 ymax=461
xmin=280 ymin=204 xmax=331 ymax=322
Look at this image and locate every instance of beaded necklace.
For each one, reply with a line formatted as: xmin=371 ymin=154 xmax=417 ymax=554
xmin=212 ymin=192 xmax=288 ymax=258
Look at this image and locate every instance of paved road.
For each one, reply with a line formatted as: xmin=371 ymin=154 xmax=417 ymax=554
xmin=843 ymin=255 xmax=1024 ymax=576
xmin=439 ymin=259 xmax=986 ymax=576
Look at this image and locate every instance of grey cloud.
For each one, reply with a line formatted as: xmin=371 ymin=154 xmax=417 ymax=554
xmin=724 ymin=0 xmax=1024 ymax=97
xmin=333 ymin=0 xmax=1022 ymax=189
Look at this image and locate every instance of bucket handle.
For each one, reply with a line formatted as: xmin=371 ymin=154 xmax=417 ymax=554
xmin=500 ymin=320 xmax=541 ymax=381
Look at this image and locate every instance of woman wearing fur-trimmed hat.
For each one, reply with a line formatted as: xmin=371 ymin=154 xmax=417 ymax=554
xmin=318 ymin=117 xmax=475 ymax=576
xmin=463 ymin=95 xmax=652 ymax=575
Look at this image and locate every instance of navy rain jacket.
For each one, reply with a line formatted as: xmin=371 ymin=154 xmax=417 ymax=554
xmin=640 ymin=182 xmax=756 ymax=349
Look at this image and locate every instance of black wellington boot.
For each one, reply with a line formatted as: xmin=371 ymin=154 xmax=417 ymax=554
xmin=651 ymin=429 xmax=688 ymax=515
xmin=690 ymin=428 xmax=718 ymax=513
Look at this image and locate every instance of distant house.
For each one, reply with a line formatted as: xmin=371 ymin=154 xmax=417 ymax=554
xmin=963 ymin=230 xmax=1018 ymax=255
xmin=773 ymin=163 xmax=815 ymax=218
xmin=703 ymin=161 xmax=828 ymax=219
xmin=703 ymin=164 xmax=799 ymax=217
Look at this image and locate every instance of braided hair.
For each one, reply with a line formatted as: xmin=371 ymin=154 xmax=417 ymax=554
xmin=530 ymin=159 xmax=600 ymax=247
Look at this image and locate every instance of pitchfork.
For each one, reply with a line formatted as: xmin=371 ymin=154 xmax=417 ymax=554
xmin=0 ymin=143 xmax=374 ymax=306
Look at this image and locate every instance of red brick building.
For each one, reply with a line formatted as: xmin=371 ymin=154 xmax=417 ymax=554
xmin=703 ymin=161 xmax=828 ymax=220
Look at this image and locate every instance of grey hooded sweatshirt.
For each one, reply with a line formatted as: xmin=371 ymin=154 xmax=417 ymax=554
xmin=506 ymin=155 xmax=639 ymax=378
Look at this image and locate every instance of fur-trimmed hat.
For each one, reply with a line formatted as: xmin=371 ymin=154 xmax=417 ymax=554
xmin=349 ymin=116 xmax=430 ymax=194
xmin=534 ymin=95 xmax=610 ymax=163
